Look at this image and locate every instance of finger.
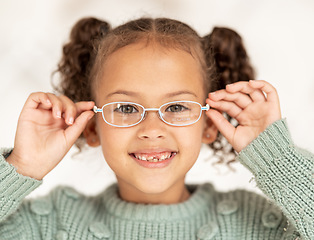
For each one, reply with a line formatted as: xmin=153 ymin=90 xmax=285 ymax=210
xmin=207 ymin=99 xmax=242 ymax=119
xmin=24 ymin=92 xmax=52 ymax=110
xmin=75 ymin=101 xmax=95 ymax=115
xmin=46 ymin=93 xmax=64 ymax=119
xmin=208 ymin=90 xmax=252 ymax=109
xmin=58 ymin=95 xmax=77 ymax=125
xmin=249 ymin=80 xmax=280 ymax=103
xmin=64 ymin=110 xmax=95 ymax=148
xmin=205 ymin=109 xmax=236 ymax=144
xmin=226 ymin=82 xmax=266 ymax=102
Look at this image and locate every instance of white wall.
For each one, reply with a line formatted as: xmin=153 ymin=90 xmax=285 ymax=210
xmin=0 ymin=0 xmax=313 ymax=198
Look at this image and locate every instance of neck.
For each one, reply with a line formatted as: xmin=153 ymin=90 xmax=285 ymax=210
xmin=116 ymin=179 xmax=191 ymax=204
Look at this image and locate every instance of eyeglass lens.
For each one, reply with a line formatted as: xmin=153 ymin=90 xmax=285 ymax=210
xmin=160 ymin=101 xmax=201 ymax=125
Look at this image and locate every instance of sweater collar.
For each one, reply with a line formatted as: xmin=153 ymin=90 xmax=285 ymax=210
xmin=101 ymin=183 xmax=214 ymax=222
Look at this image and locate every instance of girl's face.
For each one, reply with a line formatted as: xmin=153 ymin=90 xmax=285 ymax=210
xmin=88 ymin=42 xmax=215 ymax=204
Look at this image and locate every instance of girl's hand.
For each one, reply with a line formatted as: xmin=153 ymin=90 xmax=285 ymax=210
xmin=6 ymin=92 xmax=95 ymax=180
xmin=206 ymin=80 xmax=281 ymax=153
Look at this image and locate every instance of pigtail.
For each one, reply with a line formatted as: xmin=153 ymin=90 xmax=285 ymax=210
xmin=203 ymin=27 xmax=255 ymax=92
xmin=203 ymin=27 xmax=255 ymax=167
xmin=53 ymin=17 xmax=111 ymax=102
xmin=52 ymin=17 xmax=110 ymax=150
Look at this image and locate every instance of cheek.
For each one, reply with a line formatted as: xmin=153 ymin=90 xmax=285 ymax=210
xmin=96 ymin=121 xmax=129 ymax=159
xmin=175 ymin=122 xmax=204 ymax=152
xmin=96 ymin=125 xmax=137 ymax=176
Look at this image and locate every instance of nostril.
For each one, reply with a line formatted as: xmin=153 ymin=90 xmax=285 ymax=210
xmin=139 ymin=134 xmax=163 ymax=139
xmin=137 ymin=113 xmax=166 ymax=139
xmin=138 ymin=129 xmax=165 ymax=140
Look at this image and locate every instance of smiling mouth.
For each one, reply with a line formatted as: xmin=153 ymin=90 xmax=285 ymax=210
xmin=131 ymin=152 xmax=177 ymax=162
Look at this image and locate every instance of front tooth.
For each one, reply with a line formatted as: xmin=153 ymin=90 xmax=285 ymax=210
xmin=134 ymin=153 xmax=174 ymax=162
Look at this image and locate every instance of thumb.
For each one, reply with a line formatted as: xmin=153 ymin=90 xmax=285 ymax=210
xmin=64 ymin=111 xmax=95 ymax=148
xmin=205 ymin=109 xmax=235 ymax=144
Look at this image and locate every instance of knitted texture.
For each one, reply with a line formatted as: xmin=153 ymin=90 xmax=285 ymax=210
xmin=237 ymin=119 xmax=314 ymax=239
xmin=0 ymin=119 xmax=313 ymax=239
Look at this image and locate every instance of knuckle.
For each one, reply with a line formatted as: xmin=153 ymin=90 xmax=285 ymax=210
xmin=28 ymin=92 xmax=47 ymax=103
xmin=29 ymin=91 xmax=43 ymax=98
xmin=60 ymin=95 xmax=75 ymax=105
xmin=45 ymin=93 xmax=59 ymax=102
xmin=59 ymin=95 xmax=72 ymax=102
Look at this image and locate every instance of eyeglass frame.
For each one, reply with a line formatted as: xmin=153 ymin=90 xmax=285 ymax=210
xmin=93 ymin=100 xmax=210 ymax=127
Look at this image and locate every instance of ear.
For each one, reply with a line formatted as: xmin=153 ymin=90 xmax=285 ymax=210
xmin=202 ymin=117 xmax=218 ymax=144
xmin=83 ymin=118 xmax=100 ymax=147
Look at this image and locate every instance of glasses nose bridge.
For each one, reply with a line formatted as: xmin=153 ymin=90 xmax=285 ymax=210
xmin=144 ymin=107 xmax=160 ymax=112
xmin=141 ymin=107 xmax=163 ymax=123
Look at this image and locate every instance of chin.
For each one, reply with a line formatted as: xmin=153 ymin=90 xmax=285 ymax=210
xmin=135 ymin=177 xmax=172 ymax=195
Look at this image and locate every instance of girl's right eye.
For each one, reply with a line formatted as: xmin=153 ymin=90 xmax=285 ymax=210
xmin=114 ymin=104 xmax=138 ymax=114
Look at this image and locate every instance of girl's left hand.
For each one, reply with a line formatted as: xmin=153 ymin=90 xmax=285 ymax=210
xmin=206 ymin=80 xmax=281 ymax=153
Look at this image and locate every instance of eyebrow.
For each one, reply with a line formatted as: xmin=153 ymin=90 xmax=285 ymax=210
xmin=106 ymin=90 xmax=198 ymax=98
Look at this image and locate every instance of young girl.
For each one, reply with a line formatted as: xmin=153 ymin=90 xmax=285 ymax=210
xmin=0 ymin=17 xmax=313 ymax=240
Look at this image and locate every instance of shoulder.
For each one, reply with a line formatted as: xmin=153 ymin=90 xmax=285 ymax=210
xmin=198 ymin=183 xmax=289 ymax=229
xmin=26 ymin=185 xmax=104 ymax=217
xmin=196 ymin=182 xmax=268 ymax=202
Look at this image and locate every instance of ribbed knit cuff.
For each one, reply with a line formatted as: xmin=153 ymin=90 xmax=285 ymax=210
xmin=0 ymin=148 xmax=42 ymax=200
xmin=236 ymin=119 xmax=293 ymax=174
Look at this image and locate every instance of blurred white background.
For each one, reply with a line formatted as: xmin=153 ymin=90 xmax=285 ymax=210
xmin=0 ymin=0 xmax=313 ymax=198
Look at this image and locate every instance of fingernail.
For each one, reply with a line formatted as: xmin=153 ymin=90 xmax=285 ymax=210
xmin=68 ymin=117 xmax=74 ymax=125
xmin=56 ymin=111 xmax=62 ymax=118
xmin=210 ymin=92 xmax=216 ymax=95
xmin=46 ymin=99 xmax=51 ymax=105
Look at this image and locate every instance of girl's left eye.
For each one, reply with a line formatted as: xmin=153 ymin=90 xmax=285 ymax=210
xmin=165 ymin=104 xmax=188 ymax=113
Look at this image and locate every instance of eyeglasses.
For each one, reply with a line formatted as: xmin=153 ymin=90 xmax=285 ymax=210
xmin=93 ymin=100 xmax=209 ymax=127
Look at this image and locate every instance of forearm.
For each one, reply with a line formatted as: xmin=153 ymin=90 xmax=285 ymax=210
xmin=237 ymin=119 xmax=314 ymax=239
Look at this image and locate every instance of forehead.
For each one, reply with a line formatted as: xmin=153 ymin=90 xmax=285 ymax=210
xmin=95 ymin=42 xmax=205 ymax=103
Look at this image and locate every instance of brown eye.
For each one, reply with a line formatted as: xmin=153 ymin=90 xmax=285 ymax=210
xmin=115 ymin=104 xmax=138 ymax=114
xmin=165 ymin=104 xmax=188 ymax=113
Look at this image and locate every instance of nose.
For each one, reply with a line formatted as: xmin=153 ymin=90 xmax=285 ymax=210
xmin=137 ymin=111 xmax=166 ymax=140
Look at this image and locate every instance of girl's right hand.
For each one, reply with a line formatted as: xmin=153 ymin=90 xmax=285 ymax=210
xmin=6 ymin=92 xmax=95 ymax=180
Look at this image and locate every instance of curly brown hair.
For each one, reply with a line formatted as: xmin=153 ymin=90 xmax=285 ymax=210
xmin=204 ymin=27 xmax=254 ymax=90
xmin=53 ymin=17 xmax=255 ymax=163
xmin=203 ymin=27 xmax=255 ymax=165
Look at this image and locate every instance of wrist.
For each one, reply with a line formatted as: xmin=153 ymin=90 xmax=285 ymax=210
xmin=6 ymin=152 xmax=44 ymax=180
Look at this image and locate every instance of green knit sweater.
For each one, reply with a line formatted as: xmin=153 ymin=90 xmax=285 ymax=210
xmin=0 ymin=119 xmax=313 ymax=240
